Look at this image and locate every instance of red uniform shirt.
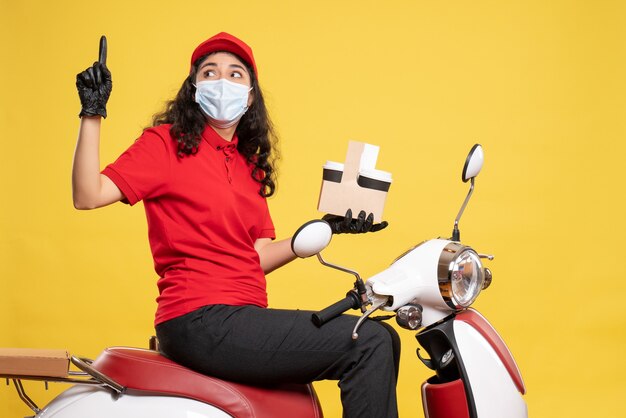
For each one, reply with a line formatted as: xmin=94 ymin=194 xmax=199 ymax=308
xmin=102 ymin=124 xmax=275 ymax=326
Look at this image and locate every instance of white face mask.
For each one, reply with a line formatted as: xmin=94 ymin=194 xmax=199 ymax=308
xmin=194 ymin=79 xmax=252 ymax=128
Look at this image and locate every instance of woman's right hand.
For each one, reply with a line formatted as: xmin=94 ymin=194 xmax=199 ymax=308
xmin=72 ymin=35 xmax=123 ymax=210
xmin=76 ymin=36 xmax=112 ymax=118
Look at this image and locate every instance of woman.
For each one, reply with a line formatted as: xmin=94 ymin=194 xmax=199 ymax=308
xmin=73 ymin=32 xmax=399 ymax=418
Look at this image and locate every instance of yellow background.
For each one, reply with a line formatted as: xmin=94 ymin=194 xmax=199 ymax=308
xmin=1 ymin=0 xmax=625 ymax=417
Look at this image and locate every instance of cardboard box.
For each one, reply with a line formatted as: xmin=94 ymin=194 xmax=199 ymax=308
xmin=0 ymin=348 xmax=70 ymax=378
xmin=317 ymin=141 xmax=392 ymax=223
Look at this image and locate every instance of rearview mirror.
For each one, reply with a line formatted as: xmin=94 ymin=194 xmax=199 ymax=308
xmin=462 ymin=144 xmax=484 ymax=182
xmin=291 ymin=220 xmax=333 ymax=258
xmin=453 ymin=144 xmax=484 ymax=241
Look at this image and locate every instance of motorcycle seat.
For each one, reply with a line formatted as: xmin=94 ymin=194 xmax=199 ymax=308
xmin=91 ymin=347 xmax=323 ymax=418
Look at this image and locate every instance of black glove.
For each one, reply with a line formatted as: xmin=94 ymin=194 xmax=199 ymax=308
xmin=76 ymin=36 xmax=112 ymax=118
xmin=322 ymin=209 xmax=388 ymax=234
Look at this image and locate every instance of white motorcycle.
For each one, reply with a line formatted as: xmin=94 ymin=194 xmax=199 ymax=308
xmin=1 ymin=144 xmax=527 ymax=418
xmin=293 ymin=143 xmax=527 ymax=418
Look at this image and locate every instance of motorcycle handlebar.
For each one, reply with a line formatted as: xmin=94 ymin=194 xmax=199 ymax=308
xmin=311 ymin=291 xmax=361 ymax=327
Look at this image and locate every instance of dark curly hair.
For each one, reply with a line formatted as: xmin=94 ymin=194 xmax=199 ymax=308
xmin=151 ymin=52 xmax=278 ymax=197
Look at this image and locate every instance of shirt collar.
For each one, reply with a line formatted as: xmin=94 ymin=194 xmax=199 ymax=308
xmin=201 ymin=124 xmax=239 ymax=152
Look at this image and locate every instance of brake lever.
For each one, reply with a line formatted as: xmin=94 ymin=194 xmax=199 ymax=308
xmin=351 ymin=298 xmax=388 ymax=340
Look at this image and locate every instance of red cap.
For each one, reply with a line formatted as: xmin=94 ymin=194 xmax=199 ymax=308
xmin=190 ymin=32 xmax=257 ymax=77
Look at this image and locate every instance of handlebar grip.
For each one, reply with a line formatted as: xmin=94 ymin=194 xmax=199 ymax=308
xmin=312 ymin=291 xmax=361 ymax=327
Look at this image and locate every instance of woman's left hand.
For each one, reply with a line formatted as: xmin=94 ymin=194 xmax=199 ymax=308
xmin=322 ymin=209 xmax=388 ymax=234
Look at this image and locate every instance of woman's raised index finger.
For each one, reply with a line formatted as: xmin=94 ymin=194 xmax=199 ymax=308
xmin=98 ymin=35 xmax=107 ymax=64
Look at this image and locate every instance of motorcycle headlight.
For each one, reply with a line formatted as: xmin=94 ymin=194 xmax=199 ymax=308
xmin=437 ymin=243 xmax=485 ymax=309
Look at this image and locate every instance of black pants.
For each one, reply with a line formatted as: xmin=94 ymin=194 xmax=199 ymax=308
xmin=156 ymin=304 xmax=400 ymax=418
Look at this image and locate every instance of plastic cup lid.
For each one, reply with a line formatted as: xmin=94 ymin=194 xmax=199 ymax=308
xmin=359 ymin=168 xmax=392 ymax=183
xmin=323 ymin=161 xmax=345 ymax=171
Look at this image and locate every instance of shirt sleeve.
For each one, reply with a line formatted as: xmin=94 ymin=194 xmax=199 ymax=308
xmin=258 ymin=200 xmax=276 ymax=240
xmin=102 ymin=127 xmax=171 ymax=206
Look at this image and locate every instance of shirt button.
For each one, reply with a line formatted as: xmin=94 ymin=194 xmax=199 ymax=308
xmin=217 ymin=146 xmax=222 ymax=150
xmin=226 ymin=157 xmax=230 ymax=162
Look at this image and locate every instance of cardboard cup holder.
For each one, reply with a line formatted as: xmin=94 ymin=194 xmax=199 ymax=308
xmin=318 ymin=141 xmax=392 ymax=223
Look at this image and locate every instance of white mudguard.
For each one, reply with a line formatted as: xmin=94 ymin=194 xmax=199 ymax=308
xmin=37 ymin=385 xmax=231 ymax=418
xmin=453 ymin=312 xmax=527 ymax=418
